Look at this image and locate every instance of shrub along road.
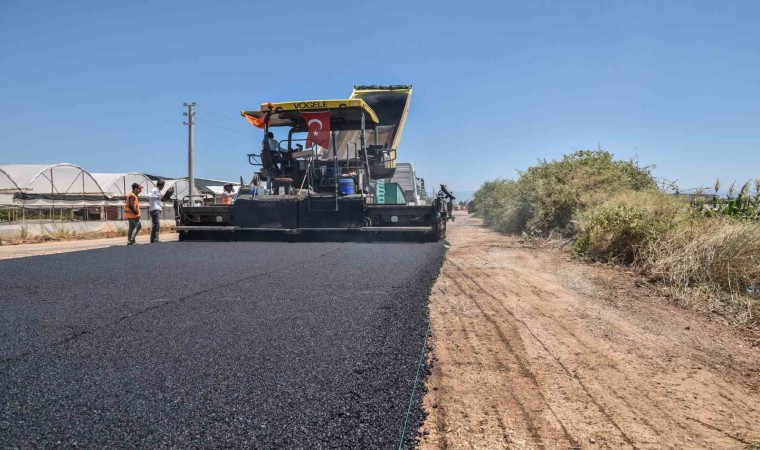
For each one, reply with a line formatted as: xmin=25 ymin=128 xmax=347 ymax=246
xmin=0 ymin=240 xmax=444 ymax=448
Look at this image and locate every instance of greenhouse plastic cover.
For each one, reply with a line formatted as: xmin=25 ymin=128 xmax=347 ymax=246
xmin=0 ymin=164 xmax=105 ymax=206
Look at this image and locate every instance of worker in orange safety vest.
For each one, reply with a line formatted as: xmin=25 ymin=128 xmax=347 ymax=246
xmin=221 ymin=183 xmax=238 ymax=205
xmin=124 ymin=183 xmax=142 ymax=245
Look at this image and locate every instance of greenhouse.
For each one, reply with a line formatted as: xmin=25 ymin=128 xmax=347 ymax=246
xmin=0 ymin=164 xmax=109 ymax=223
xmin=163 ymin=179 xmax=216 ymax=205
xmin=0 ymin=163 xmax=238 ymax=239
xmin=0 ymin=163 xmax=106 ymax=206
xmin=0 ymin=165 xmax=160 ymax=237
xmin=91 ymin=172 xmax=158 ymax=201
xmin=91 ymin=172 xmax=160 ymax=220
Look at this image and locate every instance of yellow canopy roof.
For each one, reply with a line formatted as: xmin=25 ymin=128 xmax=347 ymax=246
xmin=241 ymin=98 xmax=379 ymax=129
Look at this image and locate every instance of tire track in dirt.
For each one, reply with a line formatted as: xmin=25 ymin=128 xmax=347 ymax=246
xmin=468 ymin=260 xmax=755 ymax=445
xmin=484 ymin=270 xmax=754 ymax=445
xmin=464 ymin=270 xmax=668 ymax=441
xmin=463 ymin=257 xmax=755 ymax=447
xmin=447 ymin=276 xmax=555 ymax=448
xmin=445 ymin=280 xmax=544 ymax=445
xmin=419 ymin=214 xmax=760 ymax=449
xmin=426 ymin=280 xmax=480 ymax=450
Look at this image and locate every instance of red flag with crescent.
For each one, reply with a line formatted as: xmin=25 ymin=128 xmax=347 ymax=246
xmin=301 ymin=111 xmax=331 ymax=149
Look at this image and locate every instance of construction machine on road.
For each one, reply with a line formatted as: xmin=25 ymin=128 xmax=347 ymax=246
xmin=175 ymin=85 xmax=454 ymax=242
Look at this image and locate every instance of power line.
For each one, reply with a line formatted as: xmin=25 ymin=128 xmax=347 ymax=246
xmin=196 ymin=105 xmax=252 ymax=132
xmin=195 ymin=111 xmax=257 ymax=140
xmin=195 ymin=108 xmax=252 ymax=132
xmin=196 ymin=124 xmax=255 ymax=143
xmin=198 ymin=106 xmax=246 ymax=128
xmin=197 ymin=117 xmax=256 ymax=141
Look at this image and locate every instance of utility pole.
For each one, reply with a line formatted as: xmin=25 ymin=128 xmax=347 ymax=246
xmin=183 ymin=102 xmax=196 ymax=204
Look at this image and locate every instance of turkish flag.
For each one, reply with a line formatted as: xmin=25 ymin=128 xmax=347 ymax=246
xmin=301 ymin=111 xmax=331 ymax=149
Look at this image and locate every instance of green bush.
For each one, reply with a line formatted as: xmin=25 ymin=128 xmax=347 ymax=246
xmin=471 ymin=150 xmax=656 ymax=235
xmin=472 ymin=179 xmax=532 ymax=233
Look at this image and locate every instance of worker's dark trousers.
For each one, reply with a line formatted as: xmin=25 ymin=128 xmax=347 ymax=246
xmin=150 ymin=210 xmax=161 ymax=243
xmin=127 ymin=218 xmax=141 ymax=243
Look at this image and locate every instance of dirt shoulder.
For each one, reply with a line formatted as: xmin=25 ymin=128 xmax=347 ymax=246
xmin=0 ymin=232 xmax=178 ymax=260
xmin=420 ymin=213 xmax=760 ymax=449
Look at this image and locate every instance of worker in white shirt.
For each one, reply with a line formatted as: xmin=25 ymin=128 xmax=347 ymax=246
xmin=148 ymin=180 xmax=174 ymax=243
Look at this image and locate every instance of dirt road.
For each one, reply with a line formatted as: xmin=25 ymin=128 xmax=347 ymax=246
xmin=420 ymin=214 xmax=760 ymax=449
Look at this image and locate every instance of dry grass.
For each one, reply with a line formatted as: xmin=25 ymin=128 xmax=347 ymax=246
xmin=0 ymin=226 xmax=172 ymax=246
xmin=642 ymin=219 xmax=760 ymax=324
xmin=573 ymin=192 xmax=760 ymax=324
xmin=573 ymin=190 xmax=689 ymax=264
xmin=473 ymin=151 xmax=760 ymax=325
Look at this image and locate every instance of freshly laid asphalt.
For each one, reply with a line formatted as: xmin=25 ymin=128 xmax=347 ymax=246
xmin=0 ymin=240 xmax=445 ymax=448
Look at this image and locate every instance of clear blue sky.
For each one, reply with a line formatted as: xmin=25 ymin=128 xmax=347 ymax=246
xmin=2 ymin=1 xmax=759 ymax=198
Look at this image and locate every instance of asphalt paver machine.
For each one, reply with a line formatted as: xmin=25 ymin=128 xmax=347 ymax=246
xmin=176 ymin=86 xmax=454 ymax=242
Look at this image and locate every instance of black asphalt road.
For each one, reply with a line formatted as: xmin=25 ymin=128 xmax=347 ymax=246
xmin=0 ymin=241 xmax=444 ymax=448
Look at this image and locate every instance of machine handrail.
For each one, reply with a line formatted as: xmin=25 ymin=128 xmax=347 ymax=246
xmin=247 ymin=153 xmax=262 ymax=166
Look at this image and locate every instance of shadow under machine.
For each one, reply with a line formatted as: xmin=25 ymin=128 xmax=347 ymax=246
xmin=176 ymin=85 xmax=454 ymax=242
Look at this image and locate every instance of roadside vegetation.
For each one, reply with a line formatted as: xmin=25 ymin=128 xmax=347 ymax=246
xmin=0 ymin=229 xmax=126 ymax=246
xmin=471 ymin=150 xmax=760 ymax=325
xmin=0 ymin=227 xmax=171 ymax=246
